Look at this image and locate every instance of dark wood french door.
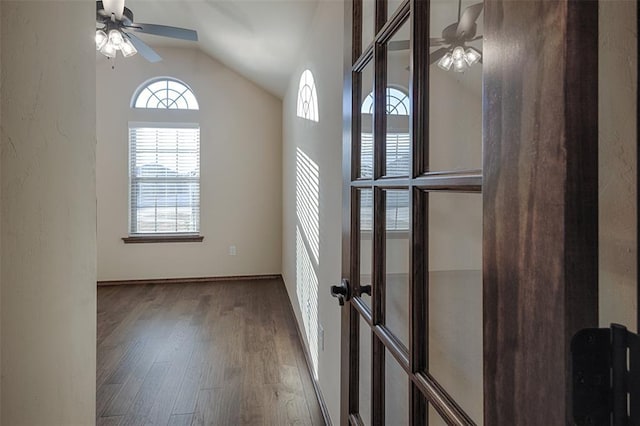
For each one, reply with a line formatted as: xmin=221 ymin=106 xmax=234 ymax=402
xmin=336 ymin=0 xmax=600 ymax=424
xmin=338 ymin=0 xmax=483 ymax=423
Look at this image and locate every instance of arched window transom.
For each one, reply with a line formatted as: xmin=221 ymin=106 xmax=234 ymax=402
xmin=132 ymin=78 xmax=199 ymax=110
xmin=361 ymin=87 xmax=409 ymax=115
xmin=297 ymin=70 xmax=319 ymax=122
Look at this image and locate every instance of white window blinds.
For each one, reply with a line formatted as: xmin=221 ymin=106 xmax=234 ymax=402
xmin=360 ymin=133 xmax=410 ymax=231
xmin=129 ymin=123 xmax=200 ymax=235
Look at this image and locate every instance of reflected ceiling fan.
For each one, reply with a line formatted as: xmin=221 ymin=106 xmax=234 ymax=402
xmin=96 ymin=0 xmax=198 ymax=63
xmin=430 ymin=0 xmax=483 ymax=72
xmin=389 ymin=0 xmax=483 ymax=72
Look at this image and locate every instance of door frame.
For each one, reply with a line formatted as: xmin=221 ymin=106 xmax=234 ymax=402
xmin=340 ymin=0 xmax=600 ymax=424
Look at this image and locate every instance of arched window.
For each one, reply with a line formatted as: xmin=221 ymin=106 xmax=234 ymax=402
xmin=296 ymin=70 xmax=319 ymax=122
xmin=127 ymin=77 xmax=201 ymax=239
xmin=361 ymin=87 xmax=410 ymax=231
xmin=132 ymin=77 xmax=199 ymax=110
xmin=361 ymin=87 xmax=409 ymax=115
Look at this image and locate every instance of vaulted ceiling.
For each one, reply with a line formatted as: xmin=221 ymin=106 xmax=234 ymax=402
xmin=122 ymin=0 xmax=320 ymax=98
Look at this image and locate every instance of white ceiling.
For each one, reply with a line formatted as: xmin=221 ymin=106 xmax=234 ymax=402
xmin=122 ymin=0 xmax=320 ymax=98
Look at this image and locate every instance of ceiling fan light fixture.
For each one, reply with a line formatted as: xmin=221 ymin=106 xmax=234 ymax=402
xmin=465 ymin=47 xmax=482 ymax=65
xmin=100 ymin=40 xmax=117 ymax=58
xmin=437 ymin=52 xmax=454 ymax=71
xmin=452 ymin=46 xmax=465 ymax=62
xmin=453 ymin=58 xmax=468 ymax=73
xmin=108 ymin=29 xmax=124 ymax=48
xmin=95 ymin=30 xmax=108 ymax=51
xmin=120 ymin=36 xmax=137 ymax=57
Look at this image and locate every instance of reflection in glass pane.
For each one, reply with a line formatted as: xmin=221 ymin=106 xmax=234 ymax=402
xmin=385 ymin=19 xmax=411 ymax=177
xmin=362 ymin=0 xmax=375 ymax=53
xmin=359 ymin=189 xmax=373 ymax=308
xmin=360 ymin=61 xmax=374 ymax=178
xmin=598 ymin=0 xmax=638 ymax=332
xmin=359 ymin=318 xmax=372 ymax=425
xmin=385 ymin=351 xmax=408 ymax=425
xmin=428 ymin=192 xmax=483 ymax=424
xmin=384 ymin=190 xmax=409 ymax=349
xmin=428 ymin=0 xmax=483 ymax=172
xmin=387 ymin=0 xmax=405 ymax=19
xmin=428 ymin=406 xmax=449 ymax=426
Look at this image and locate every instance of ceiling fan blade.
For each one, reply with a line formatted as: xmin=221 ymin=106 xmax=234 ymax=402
xmin=456 ymin=3 xmax=484 ymax=38
xmin=388 ymin=40 xmax=409 ymax=51
xmin=125 ymin=33 xmax=162 ymax=63
xmin=101 ymin=0 xmax=125 ymax=20
xmin=96 ymin=1 xmax=108 ymax=18
xmin=130 ymin=23 xmax=198 ymax=42
xmin=429 ymin=47 xmax=449 ymax=65
xmin=387 ymin=38 xmax=446 ymax=51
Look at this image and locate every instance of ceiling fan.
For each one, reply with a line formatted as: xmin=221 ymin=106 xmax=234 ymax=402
xmin=96 ymin=0 xmax=198 ymax=63
xmin=430 ymin=0 xmax=483 ymax=72
xmin=389 ymin=0 xmax=483 ymax=72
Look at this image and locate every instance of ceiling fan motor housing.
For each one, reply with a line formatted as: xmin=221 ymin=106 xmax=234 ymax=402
xmin=96 ymin=1 xmax=134 ymax=26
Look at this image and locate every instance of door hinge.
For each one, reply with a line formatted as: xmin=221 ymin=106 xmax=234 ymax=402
xmin=571 ymin=324 xmax=640 ymax=425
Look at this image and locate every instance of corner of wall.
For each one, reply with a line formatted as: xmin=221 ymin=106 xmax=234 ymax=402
xmin=1 ymin=2 xmax=96 ymax=423
xmin=96 ymin=49 xmax=284 ymax=281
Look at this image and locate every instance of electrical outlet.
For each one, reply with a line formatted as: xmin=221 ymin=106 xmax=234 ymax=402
xmin=229 ymin=245 xmax=237 ymax=256
xmin=319 ymin=325 xmax=324 ymax=351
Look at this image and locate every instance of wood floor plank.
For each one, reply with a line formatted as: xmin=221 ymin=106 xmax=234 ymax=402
xmin=171 ymin=340 xmax=209 ymax=415
xmin=145 ymin=322 xmax=198 ymax=425
xmin=97 ymin=416 xmax=123 ymax=426
xmin=96 ymin=383 xmax=123 ymax=418
xmin=102 ymin=338 xmax=164 ymax=417
xmin=120 ymin=361 xmax=172 ymax=426
xmin=97 ymin=279 xmax=326 ymax=426
xmin=192 ymin=381 xmax=241 ymax=426
xmin=167 ymin=413 xmax=194 ymax=426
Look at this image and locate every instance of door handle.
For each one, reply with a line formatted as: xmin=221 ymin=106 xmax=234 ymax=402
xmin=330 ymin=278 xmax=351 ymax=306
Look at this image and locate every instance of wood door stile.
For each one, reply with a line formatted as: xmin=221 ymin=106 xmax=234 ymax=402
xmin=483 ymin=0 xmax=598 ymax=423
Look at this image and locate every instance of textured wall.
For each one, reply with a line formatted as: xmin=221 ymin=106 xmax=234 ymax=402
xmin=0 ymin=0 xmax=3 ymax=419
xmin=282 ymin=1 xmax=344 ymax=422
xmin=1 ymin=1 xmax=97 ymax=424
xmin=97 ymin=47 xmax=282 ymax=281
xmin=599 ymin=1 xmax=638 ymax=332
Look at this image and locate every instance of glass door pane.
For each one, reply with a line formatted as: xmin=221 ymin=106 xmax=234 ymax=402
xmin=385 ymin=351 xmax=409 ymax=424
xmin=384 ymin=189 xmax=409 ymax=349
xmin=359 ymin=188 xmax=374 ymax=310
xmin=359 ymin=318 xmax=373 ymax=424
xmin=362 ymin=0 xmax=376 ymax=52
xmin=427 ymin=0 xmax=483 ymax=173
xmin=385 ymin=19 xmax=411 ymax=177
xmin=427 ymin=191 xmax=483 ymax=423
xmin=360 ymin=60 xmax=375 ymax=179
xmin=387 ymin=0 xmax=405 ymax=20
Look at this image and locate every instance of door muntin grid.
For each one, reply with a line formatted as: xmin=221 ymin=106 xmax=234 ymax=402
xmin=347 ymin=0 xmax=484 ymax=424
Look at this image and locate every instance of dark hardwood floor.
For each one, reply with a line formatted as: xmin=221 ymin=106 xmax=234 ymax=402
xmin=97 ymin=278 xmax=325 ymax=426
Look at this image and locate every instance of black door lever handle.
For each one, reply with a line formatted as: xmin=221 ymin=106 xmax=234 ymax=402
xmin=330 ymin=278 xmax=351 ymax=306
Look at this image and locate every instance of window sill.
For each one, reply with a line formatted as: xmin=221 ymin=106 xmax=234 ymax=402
xmin=122 ymin=235 xmax=204 ymax=244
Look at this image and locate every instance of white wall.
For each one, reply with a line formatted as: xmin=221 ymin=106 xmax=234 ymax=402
xmin=282 ymin=0 xmax=344 ymax=423
xmin=599 ymin=1 xmax=638 ymax=332
xmin=97 ymin=47 xmax=282 ymax=281
xmin=1 ymin=2 xmax=97 ymax=424
xmin=0 ymin=1 xmax=3 ymax=418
